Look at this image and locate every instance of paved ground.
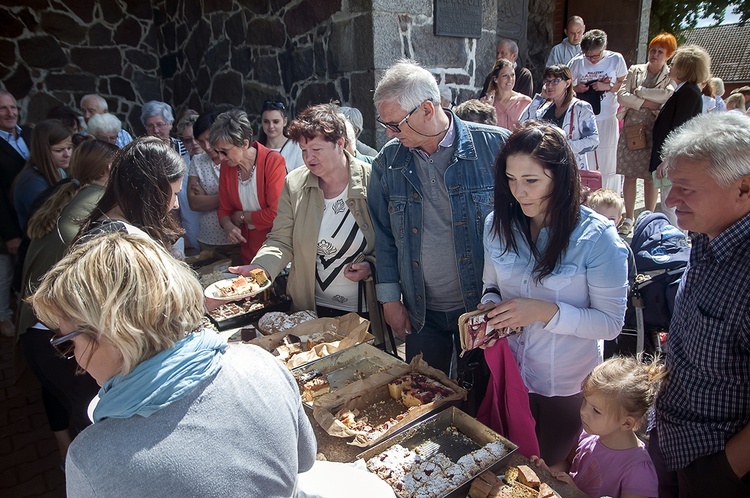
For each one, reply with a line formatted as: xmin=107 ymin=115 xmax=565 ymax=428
xmin=0 ymin=334 xmax=65 ymax=497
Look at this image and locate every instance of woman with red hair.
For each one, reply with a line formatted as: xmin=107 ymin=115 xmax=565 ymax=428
xmin=615 ymin=33 xmax=677 ymax=235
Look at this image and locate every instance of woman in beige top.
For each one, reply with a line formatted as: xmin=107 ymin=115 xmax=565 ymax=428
xmin=480 ymin=59 xmax=532 ymax=131
xmin=615 ymin=33 xmax=676 ymax=235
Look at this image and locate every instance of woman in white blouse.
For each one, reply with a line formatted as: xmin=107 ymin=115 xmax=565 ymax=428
xmin=258 ymin=100 xmax=304 ymax=173
xmin=186 ymin=112 xmax=240 ymax=263
xmin=479 ymin=122 xmax=628 ymax=466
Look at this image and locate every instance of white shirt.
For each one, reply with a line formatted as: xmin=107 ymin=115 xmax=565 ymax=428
xmin=271 ymin=139 xmax=304 ymax=172
xmin=481 ymin=207 xmax=629 ymax=396
xmin=238 ymin=171 xmax=260 ymax=230
xmin=188 ymin=153 xmax=233 ymax=245
xmin=568 ymin=51 xmax=628 ymax=119
xmin=315 ymin=188 xmax=367 ymax=311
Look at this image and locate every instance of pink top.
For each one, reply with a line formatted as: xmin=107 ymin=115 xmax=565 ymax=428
xmin=493 ymin=93 xmax=532 ymax=131
xmin=570 ymin=432 xmax=658 ymax=498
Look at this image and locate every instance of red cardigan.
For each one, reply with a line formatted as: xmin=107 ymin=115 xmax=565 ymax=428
xmin=217 ymin=142 xmax=287 ymax=263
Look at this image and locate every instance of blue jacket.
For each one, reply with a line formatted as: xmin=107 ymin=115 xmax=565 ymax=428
xmin=368 ymin=113 xmax=508 ymax=331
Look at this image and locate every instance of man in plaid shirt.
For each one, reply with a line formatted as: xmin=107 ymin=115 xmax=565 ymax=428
xmin=649 ymin=112 xmax=750 ymax=497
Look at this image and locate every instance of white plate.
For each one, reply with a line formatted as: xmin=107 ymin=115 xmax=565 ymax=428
xmin=204 ymin=277 xmax=272 ymax=301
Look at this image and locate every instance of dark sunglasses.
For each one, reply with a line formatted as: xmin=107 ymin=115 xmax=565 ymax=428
xmin=262 ymin=100 xmax=285 ymax=111
xmin=376 ymin=103 xmax=422 ymax=133
xmin=50 ymin=329 xmax=84 ymax=359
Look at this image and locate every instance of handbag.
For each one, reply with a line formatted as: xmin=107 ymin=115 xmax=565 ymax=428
xmin=575 ymin=87 xmax=604 ymax=115
xmin=569 ymin=103 xmax=603 ymax=190
xmin=624 ymin=124 xmax=647 ymax=151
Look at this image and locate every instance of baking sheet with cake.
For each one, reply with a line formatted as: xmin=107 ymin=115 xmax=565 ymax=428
xmin=293 ymin=343 xmax=406 ymax=407
xmin=248 ymin=313 xmax=374 ymax=369
xmin=206 ymin=296 xmax=291 ymax=330
xmin=312 ymin=356 xmax=466 ymax=448
xmin=358 ymin=407 xmax=517 ymax=498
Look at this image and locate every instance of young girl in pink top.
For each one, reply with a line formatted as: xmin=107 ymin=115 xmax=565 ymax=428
xmin=531 ymin=356 xmax=664 ymax=498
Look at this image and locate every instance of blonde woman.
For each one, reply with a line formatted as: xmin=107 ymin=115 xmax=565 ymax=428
xmin=30 ymin=232 xmax=315 ymax=496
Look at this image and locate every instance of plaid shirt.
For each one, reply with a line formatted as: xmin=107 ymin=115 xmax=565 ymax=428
xmin=656 ymin=211 xmax=750 ymax=470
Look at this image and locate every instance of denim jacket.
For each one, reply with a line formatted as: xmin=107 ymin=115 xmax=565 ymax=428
xmin=368 ymin=114 xmax=508 ymax=331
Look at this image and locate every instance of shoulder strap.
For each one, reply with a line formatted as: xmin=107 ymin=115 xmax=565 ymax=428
xmin=568 ymin=101 xmax=575 ymax=140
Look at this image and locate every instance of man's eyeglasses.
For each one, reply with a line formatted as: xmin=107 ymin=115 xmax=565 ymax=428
xmin=50 ymin=329 xmax=84 ymax=359
xmin=377 ymin=103 xmax=422 ymax=133
xmin=543 ymin=78 xmax=564 ymax=86
xmin=584 ymin=51 xmax=604 ymax=62
xmin=262 ymin=100 xmax=285 ymax=112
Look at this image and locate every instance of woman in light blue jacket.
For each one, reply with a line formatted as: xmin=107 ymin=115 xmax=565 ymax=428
xmin=520 ymin=65 xmax=598 ymax=170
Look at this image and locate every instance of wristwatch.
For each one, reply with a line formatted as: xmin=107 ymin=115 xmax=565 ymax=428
xmin=240 ymin=212 xmax=245 ymax=222
xmin=609 ymin=81 xmax=615 ymax=91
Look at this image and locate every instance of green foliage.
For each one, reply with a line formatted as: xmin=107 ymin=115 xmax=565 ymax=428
xmin=649 ymin=0 xmax=749 ymax=40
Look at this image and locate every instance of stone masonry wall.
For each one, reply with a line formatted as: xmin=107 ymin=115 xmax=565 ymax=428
xmin=0 ymin=0 xmax=538 ymax=147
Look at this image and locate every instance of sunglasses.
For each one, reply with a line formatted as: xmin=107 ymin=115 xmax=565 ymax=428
xmin=50 ymin=329 xmax=84 ymax=359
xmin=262 ymin=100 xmax=285 ymax=111
xmin=377 ymin=103 xmax=422 ymax=133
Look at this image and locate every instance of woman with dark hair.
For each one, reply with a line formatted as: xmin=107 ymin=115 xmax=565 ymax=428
xmin=478 ymin=122 xmax=628 ymax=466
xmin=211 ymin=109 xmax=286 ymax=264
xmin=186 ymin=112 xmax=240 ymax=262
xmin=520 ymin=64 xmax=599 ymax=170
xmin=257 ymin=100 xmax=304 ymax=172
xmin=78 ymin=136 xmax=186 ymax=250
xmin=13 ymin=119 xmax=73 ymax=230
xmin=480 ymin=58 xmax=531 ymax=130
xmin=615 ymin=32 xmax=676 ymax=235
xmin=16 ymin=137 xmax=118 ymax=465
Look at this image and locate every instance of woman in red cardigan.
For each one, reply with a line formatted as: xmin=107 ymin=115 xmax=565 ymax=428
xmin=209 ymin=109 xmax=286 ymax=263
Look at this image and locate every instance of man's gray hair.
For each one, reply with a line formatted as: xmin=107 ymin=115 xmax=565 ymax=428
xmin=373 ymin=59 xmax=440 ymax=111
xmin=87 ymin=113 xmax=121 ymax=134
xmin=581 ymin=29 xmax=607 ymax=52
xmin=140 ymin=100 xmax=174 ymax=126
xmin=498 ymin=38 xmax=519 ymax=55
xmin=662 ymin=112 xmax=750 ymax=187
xmin=80 ymin=94 xmax=108 ymax=112
xmin=209 ymin=108 xmax=254 ymax=146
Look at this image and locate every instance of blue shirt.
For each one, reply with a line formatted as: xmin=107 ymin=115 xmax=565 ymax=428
xmin=656 ymin=212 xmax=750 ymax=470
xmin=482 ymin=206 xmax=629 ymax=396
xmin=0 ymin=125 xmax=30 ymax=160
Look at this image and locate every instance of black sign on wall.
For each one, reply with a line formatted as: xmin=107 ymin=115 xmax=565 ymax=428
xmin=434 ymin=0 xmax=483 ymax=39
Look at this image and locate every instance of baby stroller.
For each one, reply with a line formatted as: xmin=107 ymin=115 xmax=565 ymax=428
xmin=607 ymin=211 xmax=691 ymax=356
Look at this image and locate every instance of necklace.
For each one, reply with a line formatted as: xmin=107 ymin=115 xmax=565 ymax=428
xmin=238 ymin=160 xmax=257 ymax=184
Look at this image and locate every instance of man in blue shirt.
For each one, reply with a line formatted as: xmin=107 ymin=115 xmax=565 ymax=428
xmin=0 ymin=90 xmax=31 ymax=336
xmin=368 ymin=59 xmax=508 ymax=374
xmin=650 ymin=112 xmax=750 ymax=496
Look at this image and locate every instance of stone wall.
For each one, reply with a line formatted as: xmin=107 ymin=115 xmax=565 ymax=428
xmin=0 ymin=0 xmax=540 ymax=146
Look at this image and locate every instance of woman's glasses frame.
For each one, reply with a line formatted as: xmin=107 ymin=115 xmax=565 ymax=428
xmin=50 ymin=329 xmax=84 ymax=359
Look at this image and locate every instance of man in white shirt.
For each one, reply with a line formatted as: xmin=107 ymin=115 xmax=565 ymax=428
xmin=546 ymin=16 xmax=585 ymax=67
xmin=80 ymin=94 xmax=133 ymax=148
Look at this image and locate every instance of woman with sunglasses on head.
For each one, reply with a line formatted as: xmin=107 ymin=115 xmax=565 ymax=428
xmin=30 ymin=231 xmax=316 ymax=497
xmin=478 ymin=121 xmax=628 ymax=467
xmin=568 ymin=29 xmax=628 ymax=192
xmin=16 ymin=137 xmax=118 ymax=466
xmin=258 ymin=100 xmax=304 ymax=172
xmin=520 ymin=65 xmax=599 ymax=170
xmin=210 ymin=109 xmax=286 ymax=264
xmin=614 ymin=33 xmax=677 ymax=236
xmin=480 ymin=59 xmax=532 ymax=131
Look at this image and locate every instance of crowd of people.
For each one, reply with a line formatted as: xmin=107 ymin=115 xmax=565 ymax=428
xmin=0 ymin=17 xmax=748 ymax=498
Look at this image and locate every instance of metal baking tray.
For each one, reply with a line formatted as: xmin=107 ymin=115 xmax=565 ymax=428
xmin=207 ymin=296 xmax=291 ymax=331
xmin=357 ymin=407 xmax=518 ymax=498
xmin=292 ymin=343 xmax=406 ymax=407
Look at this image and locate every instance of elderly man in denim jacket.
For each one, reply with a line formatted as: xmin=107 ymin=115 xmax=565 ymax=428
xmin=368 ymin=59 xmax=508 ymax=374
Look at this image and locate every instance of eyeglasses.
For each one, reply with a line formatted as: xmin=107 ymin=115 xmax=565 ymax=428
xmin=377 ymin=103 xmax=422 ymax=133
xmin=181 ymin=136 xmax=199 ymax=145
xmin=50 ymin=329 xmax=84 ymax=359
xmin=215 ymin=144 xmax=237 ymax=157
xmin=584 ymin=51 xmax=604 ymax=62
xmin=543 ymin=78 xmax=564 ymax=86
xmin=262 ymin=100 xmax=285 ymax=111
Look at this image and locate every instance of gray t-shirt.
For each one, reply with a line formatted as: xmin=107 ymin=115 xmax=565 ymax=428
xmin=412 ymin=144 xmax=464 ymax=311
xmin=65 ymin=344 xmax=316 ymax=497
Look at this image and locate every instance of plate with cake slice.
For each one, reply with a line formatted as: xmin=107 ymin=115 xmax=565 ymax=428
xmin=204 ymin=269 xmax=272 ymax=301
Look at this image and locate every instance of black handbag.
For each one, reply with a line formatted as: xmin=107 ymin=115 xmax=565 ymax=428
xmin=575 ymin=87 xmax=604 ymax=115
